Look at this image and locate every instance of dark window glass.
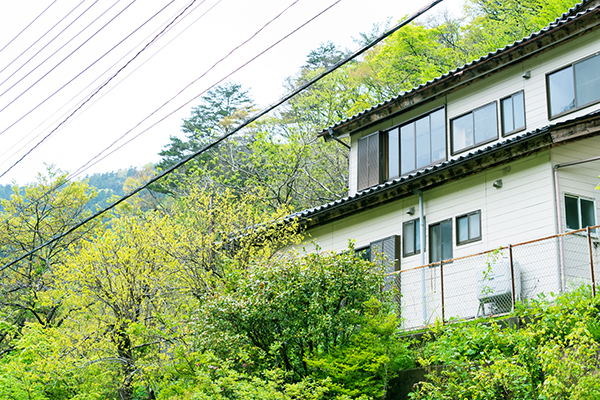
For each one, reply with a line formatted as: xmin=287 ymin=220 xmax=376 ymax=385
xmin=565 ymin=195 xmax=596 ymax=231
xmin=456 ymin=211 xmax=482 ymax=245
xmin=565 ymin=195 xmax=580 ymax=230
xmin=403 ymin=219 xmax=421 ymax=257
xmin=548 ymin=66 xmax=575 ymax=117
xmin=430 ymin=219 xmax=452 ymax=263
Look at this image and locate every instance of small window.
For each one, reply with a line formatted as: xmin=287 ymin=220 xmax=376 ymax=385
xmin=565 ymin=194 xmax=596 ymax=231
xmin=547 ymin=53 xmax=600 ymax=118
xmin=429 ymin=219 xmax=452 ymax=263
xmin=501 ymin=91 xmax=525 ymax=136
xmin=456 ymin=210 xmax=481 ymax=245
xmin=403 ymin=218 xmax=422 ymax=257
xmin=451 ymin=102 xmax=498 ymax=154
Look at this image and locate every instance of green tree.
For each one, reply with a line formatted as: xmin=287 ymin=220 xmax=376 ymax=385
xmin=0 ymin=167 xmax=96 ymax=354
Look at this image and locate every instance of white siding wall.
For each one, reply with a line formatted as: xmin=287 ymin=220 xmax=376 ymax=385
xmin=305 ymin=151 xmax=558 ymax=328
xmin=552 ymin=136 xmax=600 ymax=287
xmin=347 ymin=28 xmax=600 ymax=195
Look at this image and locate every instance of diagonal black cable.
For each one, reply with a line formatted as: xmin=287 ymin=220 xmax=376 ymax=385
xmin=0 ymin=0 xmax=197 ymax=180
xmin=0 ymin=0 xmax=90 ymax=80
xmin=0 ymin=0 xmax=58 ymax=55
xmin=0 ymin=0 xmax=136 ymax=121
xmin=0 ymin=0 xmax=443 ymax=273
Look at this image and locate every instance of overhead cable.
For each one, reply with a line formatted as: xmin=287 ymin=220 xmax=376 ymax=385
xmin=0 ymin=0 xmax=136 ymax=119
xmin=0 ymin=0 xmax=210 ymax=166
xmin=0 ymin=0 xmax=443 ymax=273
xmin=0 ymin=0 xmax=90 ymax=80
xmin=0 ymin=0 xmax=198 ymax=179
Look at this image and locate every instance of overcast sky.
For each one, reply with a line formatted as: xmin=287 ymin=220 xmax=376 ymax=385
xmin=0 ymin=0 xmax=465 ymax=185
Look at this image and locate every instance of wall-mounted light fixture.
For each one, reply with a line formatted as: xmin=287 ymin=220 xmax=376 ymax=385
xmin=407 ymin=206 xmax=415 ymax=215
xmin=522 ymin=70 xmax=531 ymax=79
xmin=493 ymin=179 xmax=503 ymax=189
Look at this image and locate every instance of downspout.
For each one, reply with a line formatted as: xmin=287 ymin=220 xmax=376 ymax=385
xmin=415 ymin=189 xmax=427 ymax=323
xmin=553 ymin=155 xmax=600 ymax=293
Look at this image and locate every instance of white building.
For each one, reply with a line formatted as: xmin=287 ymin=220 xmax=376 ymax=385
xmin=293 ymin=0 xmax=600 ymax=328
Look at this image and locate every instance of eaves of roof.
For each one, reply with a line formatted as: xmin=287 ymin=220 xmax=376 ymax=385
xmin=296 ymin=109 xmax=600 ymax=229
xmin=320 ymin=1 xmax=600 ymax=139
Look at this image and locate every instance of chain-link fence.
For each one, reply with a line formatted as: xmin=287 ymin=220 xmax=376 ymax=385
xmin=392 ymin=224 xmax=600 ymax=331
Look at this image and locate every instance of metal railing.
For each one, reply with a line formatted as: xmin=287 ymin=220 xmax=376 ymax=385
xmin=391 ymin=224 xmax=600 ymax=330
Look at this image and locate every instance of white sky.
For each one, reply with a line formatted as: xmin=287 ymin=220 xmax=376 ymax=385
xmin=0 ymin=0 xmax=465 ymax=185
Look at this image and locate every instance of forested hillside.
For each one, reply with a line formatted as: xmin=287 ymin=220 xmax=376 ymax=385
xmin=0 ymin=1 xmax=588 ymax=399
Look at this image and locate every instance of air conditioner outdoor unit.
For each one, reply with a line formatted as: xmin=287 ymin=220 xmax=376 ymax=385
xmin=476 ymin=256 xmax=521 ymax=317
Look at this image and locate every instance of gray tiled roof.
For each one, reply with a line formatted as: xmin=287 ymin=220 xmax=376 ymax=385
xmin=322 ymin=1 xmax=598 ymax=137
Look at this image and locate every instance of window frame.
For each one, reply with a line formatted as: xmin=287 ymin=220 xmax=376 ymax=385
xmin=456 ymin=210 xmax=482 ymax=246
xmin=429 ymin=218 xmax=453 ymax=263
xmin=500 ymin=90 xmax=526 ymax=136
xmin=403 ymin=218 xmax=422 ymax=258
xmin=564 ymin=193 xmax=597 ymax=232
xmin=450 ymin=101 xmax=499 ymax=155
xmin=546 ymin=52 xmax=600 ymax=120
xmin=385 ymin=106 xmax=447 ymax=180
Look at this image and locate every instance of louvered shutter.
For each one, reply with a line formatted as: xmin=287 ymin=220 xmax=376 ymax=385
xmin=358 ymin=136 xmax=369 ymax=190
xmin=367 ymin=133 xmax=380 ymax=187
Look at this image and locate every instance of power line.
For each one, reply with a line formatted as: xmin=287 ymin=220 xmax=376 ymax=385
xmin=0 ymin=0 xmax=198 ymax=179
xmin=0 ymin=0 xmax=58 ymax=55
xmin=0 ymin=0 xmax=90 ymax=80
xmin=72 ymin=0 xmax=302 ymax=178
xmin=0 ymin=0 xmax=443 ymax=273
xmin=0 ymin=0 xmax=210 ymax=167
xmin=0 ymin=0 xmax=136 ymax=121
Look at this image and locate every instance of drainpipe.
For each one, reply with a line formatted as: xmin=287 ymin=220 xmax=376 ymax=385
xmin=553 ymin=155 xmax=600 ymax=293
xmin=415 ymin=189 xmax=427 ymax=323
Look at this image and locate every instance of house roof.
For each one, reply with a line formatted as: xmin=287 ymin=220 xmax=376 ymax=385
xmin=321 ymin=0 xmax=600 ymax=139
xmin=295 ymin=109 xmax=600 ymax=229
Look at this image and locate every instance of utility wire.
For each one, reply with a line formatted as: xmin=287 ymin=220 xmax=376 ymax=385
xmin=0 ymin=0 xmax=89 ymax=80
xmin=72 ymin=0 xmax=301 ymax=178
xmin=0 ymin=0 xmax=209 ymax=167
xmin=0 ymin=0 xmax=58 ymax=56
xmin=0 ymin=0 xmax=198 ymax=179
xmin=0 ymin=0 xmax=136 ymax=121
xmin=0 ymin=0 xmax=443 ymax=273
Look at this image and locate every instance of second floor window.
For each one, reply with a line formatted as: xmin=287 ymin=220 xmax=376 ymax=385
xmin=451 ymin=102 xmax=498 ymax=154
xmin=547 ymin=53 xmax=600 ymax=118
xmin=389 ymin=108 xmax=446 ymax=178
xmin=501 ymin=91 xmax=525 ymax=135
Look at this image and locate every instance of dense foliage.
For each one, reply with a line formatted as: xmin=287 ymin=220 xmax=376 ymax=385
xmin=0 ymin=0 xmax=591 ymax=399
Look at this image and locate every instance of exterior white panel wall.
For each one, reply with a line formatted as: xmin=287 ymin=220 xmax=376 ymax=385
xmin=346 ymin=28 xmax=600 ymax=194
xmin=551 ymin=136 xmax=600 ymax=287
xmin=305 ymin=151 xmax=555 ymax=264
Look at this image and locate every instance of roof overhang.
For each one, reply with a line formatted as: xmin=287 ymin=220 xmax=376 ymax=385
xmin=319 ymin=4 xmax=600 ymax=140
xmin=301 ymin=111 xmax=600 ymax=230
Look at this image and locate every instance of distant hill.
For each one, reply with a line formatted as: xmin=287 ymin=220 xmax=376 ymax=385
xmin=0 ymin=168 xmax=140 ymax=210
